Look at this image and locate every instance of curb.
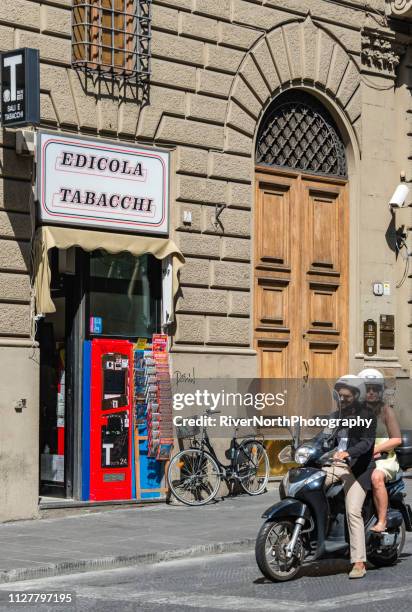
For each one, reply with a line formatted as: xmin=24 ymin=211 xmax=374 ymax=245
xmin=0 ymin=539 xmax=255 ymax=585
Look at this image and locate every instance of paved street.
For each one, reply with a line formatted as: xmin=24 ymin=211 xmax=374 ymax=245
xmin=1 ymin=542 xmax=412 ymax=612
xmin=0 ymin=492 xmax=273 ymax=582
xmin=1 ymin=480 xmax=411 ymax=584
xmin=0 ymin=480 xmax=411 ymax=610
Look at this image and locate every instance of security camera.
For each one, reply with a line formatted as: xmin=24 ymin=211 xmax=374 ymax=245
xmin=389 ymin=177 xmax=410 ymax=209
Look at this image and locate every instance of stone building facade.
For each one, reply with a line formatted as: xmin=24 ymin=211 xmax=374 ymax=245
xmin=0 ymin=0 xmax=411 ymax=521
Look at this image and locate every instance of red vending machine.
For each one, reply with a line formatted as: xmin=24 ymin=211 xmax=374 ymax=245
xmin=89 ymin=339 xmax=133 ymax=501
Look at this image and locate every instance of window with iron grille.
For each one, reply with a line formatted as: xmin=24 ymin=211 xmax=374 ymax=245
xmin=72 ymin=1 xmax=151 ymax=82
xmin=256 ymin=91 xmax=347 ymax=178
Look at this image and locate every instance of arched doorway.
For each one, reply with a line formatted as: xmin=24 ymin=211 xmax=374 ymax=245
xmin=254 ymin=90 xmax=349 ymax=380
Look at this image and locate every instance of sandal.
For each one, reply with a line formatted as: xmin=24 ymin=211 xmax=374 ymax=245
xmin=370 ymin=522 xmax=387 ymax=533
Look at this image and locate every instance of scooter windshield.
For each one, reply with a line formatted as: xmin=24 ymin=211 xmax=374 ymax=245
xmin=292 ymin=383 xmax=342 ymax=449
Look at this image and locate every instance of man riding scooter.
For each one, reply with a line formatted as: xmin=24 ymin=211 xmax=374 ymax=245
xmin=322 ymin=375 xmax=376 ymax=579
xmin=255 ymin=375 xmax=411 ymax=583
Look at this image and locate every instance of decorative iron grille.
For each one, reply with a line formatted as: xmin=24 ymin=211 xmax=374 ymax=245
xmin=256 ymin=91 xmax=347 ymax=178
xmin=72 ymin=1 xmax=151 ymax=82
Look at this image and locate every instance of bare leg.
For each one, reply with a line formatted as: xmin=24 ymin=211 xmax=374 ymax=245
xmin=371 ymin=469 xmax=387 ymax=532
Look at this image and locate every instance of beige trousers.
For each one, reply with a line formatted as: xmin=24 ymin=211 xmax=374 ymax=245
xmin=323 ymin=461 xmax=367 ymax=563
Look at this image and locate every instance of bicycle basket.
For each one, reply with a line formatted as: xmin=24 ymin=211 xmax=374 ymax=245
xmin=176 ymin=424 xmax=201 ymax=439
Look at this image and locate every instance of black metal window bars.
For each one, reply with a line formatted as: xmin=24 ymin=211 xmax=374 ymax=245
xmin=256 ymin=91 xmax=347 ymax=178
xmin=72 ymin=0 xmax=151 ymax=83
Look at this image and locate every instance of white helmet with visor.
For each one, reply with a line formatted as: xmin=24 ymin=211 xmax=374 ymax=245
xmin=358 ymin=368 xmax=385 ymax=400
xmin=334 ymin=374 xmax=367 ymax=403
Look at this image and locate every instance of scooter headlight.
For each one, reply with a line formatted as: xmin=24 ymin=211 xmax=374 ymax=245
xmin=294 ymin=445 xmax=313 ymax=465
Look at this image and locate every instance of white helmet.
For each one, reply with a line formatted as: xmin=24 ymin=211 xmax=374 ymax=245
xmin=334 ymin=374 xmax=366 ymax=403
xmin=358 ymin=368 xmax=385 ymax=398
xmin=358 ymin=368 xmax=384 ymax=384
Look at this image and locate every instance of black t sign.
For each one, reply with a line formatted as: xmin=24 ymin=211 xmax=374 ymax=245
xmin=1 ymin=48 xmax=40 ymax=127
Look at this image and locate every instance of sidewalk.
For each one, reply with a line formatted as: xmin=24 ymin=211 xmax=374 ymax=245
xmin=0 ymin=491 xmax=277 ymax=584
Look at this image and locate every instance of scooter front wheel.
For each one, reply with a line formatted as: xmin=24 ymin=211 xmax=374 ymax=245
xmin=255 ymin=519 xmax=304 ymax=582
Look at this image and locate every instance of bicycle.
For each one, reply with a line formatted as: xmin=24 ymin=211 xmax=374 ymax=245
xmin=167 ymin=410 xmax=270 ymax=506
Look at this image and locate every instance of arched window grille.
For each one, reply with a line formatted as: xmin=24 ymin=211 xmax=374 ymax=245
xmin=256 ymin=91 xmax=347 ymax=178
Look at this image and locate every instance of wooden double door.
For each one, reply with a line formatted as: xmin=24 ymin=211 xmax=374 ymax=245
xmin=254 ymin=169 xmax=349 ymax=381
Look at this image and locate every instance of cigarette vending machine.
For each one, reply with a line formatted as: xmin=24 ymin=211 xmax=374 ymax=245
xmin=82 ymin=339 xmax=133 ymax=501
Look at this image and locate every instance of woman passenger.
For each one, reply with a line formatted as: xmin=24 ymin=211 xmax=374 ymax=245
xmin=358 ymin=368 xmax=402 ymax=533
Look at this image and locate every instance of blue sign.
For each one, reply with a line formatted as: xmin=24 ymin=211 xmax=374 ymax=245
xmin=90 ymin=317 xmax=103 ymax=334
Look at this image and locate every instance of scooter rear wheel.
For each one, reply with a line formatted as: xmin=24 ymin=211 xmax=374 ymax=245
xmin=367 ymin=517 xmax=406 ymax=567
xmin=255 ymin=519 xmax=304 ymax=582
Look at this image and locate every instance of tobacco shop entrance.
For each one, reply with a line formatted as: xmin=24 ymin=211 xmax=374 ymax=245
xmin=33 ymin=132 xmax=183 ymax=504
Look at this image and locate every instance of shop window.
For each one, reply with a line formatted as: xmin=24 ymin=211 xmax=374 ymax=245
xmin=72 ymin=1 xmax=151 ymax=82
xmin=88 ymin=250 xmax=161 ymax=338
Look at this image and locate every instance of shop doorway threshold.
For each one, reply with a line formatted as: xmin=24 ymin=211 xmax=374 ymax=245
xmin=39 ymin=496 xmax=166 ymax=511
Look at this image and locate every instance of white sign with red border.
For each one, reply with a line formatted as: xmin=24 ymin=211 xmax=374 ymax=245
xmin=36 ymin=132 xmax=170 ymax=235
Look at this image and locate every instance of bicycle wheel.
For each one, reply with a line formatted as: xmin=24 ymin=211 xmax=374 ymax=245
xmin=236 ymin=440 xmax=269 ymax=495
xmin=167 ymin=448 xmax=221 ymax=506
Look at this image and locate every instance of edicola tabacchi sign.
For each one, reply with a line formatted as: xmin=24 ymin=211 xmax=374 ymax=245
xmin=37 ymin=132 xmax=170 ymax=235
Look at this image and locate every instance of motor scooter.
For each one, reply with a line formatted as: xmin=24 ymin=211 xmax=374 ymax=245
xmin=255 ymin=402 xmax=412 ymax=582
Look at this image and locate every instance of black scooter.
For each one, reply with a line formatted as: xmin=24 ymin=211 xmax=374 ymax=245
xmin=255 ymin=419 xmax=412 ymax=582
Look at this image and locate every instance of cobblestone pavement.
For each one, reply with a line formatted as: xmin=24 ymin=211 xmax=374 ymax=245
xmin=0 ymin=535 xmax=411 ymax=612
